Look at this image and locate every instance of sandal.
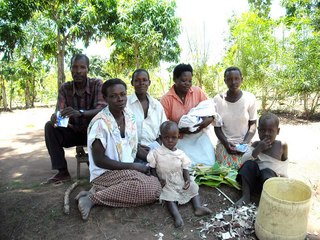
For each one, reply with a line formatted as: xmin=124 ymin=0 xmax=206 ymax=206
xmin=46 ymin=173 xmax=71 ymax=184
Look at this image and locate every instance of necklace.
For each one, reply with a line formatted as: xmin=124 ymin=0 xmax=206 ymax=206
xmin=116 ymin=115 xmax=125 ymax=130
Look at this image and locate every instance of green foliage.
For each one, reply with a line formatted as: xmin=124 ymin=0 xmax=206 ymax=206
xmin=248 ymin=0 xmax=272 ymax=17
xmin=1 ymin=0 xmax=182 ymax=109
xmin=224 ymin=12 xmax=279 ymax=110
xmin=39 ymin=0 xmax=118 ymax=87
xmin=192 ymin=162 xmax=240 ymax=190
xmin=110 ymin=0 xmax=181 ymax=72
xmin=221 ymin=0 xmax=320 ymax=116
xmin=280 ymin=0 xmax=320 ymax=116
xmin=282 ymin=0 xmax=320 ymax=31
xmin=41 ymin=0 xmax=118 ymax=47
xmin=0 ymin=0 xmax=41 ymax=59
xmin=2 ymin=0 xmax=319 ymax=117
xmin=89 ymin=55 xmax=112 ymax=79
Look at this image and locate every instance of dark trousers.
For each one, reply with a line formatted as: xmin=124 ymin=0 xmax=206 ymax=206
xmin=237 ymin=160 xmax=277 ymax=194
xmin=44 ymin=121 xmax=87 ymax=170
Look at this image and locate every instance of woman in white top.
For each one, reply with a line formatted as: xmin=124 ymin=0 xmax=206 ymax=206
xmin=75 ymin=78 xmax=161 ymax=221
xmin=213 ymin=66 xmax=257 ymax=169
xmin=127 ymin=69 xmax=167 ymax=163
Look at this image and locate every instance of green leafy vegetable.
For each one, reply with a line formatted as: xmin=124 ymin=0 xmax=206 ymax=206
xmin=192 ymin=162 xmax=241 ymax=190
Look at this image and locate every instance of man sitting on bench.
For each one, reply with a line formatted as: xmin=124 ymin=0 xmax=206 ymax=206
xmin=44 ymin=53 xmax=106 ymax=183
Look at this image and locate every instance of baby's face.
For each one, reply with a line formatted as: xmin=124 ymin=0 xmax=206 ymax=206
xmin=258 ymin=119 xmax=279 ymax=143
xmin=161 ymin=129 xmax=179 ymax=150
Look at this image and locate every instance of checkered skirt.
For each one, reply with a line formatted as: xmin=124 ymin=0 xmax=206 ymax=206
xmin=89 ymin=170 xmax=161 ymax=207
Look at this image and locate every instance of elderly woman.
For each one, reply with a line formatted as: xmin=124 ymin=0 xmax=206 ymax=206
xmin=76 ymin=78 xmax=161 ymax=220
xmin=160 ymin=63 xmax=216 ymax=166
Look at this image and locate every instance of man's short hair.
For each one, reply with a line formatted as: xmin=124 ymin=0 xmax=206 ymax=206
xmin=70 ymin=54 xmax=90 ymax=69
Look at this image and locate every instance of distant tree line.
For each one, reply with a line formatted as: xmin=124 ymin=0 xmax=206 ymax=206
xmin=1 ymin=0 xmax=319 ymax=118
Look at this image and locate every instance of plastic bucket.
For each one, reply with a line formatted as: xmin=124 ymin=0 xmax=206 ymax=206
xmin=255 ymin=178 xmax=312 ymax=240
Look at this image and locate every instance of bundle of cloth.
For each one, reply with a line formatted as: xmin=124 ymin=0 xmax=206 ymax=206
xmin=178 ymin=99 xmax=222 ymax=132
xmin=177 ymin=99 xmax=222 ymax=167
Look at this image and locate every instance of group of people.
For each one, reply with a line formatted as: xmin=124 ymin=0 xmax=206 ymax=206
xmin=44 ymin=53 xmax=288 ymax=226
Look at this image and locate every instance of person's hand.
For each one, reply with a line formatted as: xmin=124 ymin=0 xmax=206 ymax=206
xmin=137 ymin=144 xmax=150 ymax=160
xmin=180 ymin=127 xmax=201 ymax=134
xmin=225 ymin=142 xmax=238 ymax=155
xmin=179 ymin=127 xmax=192 ymax=134
xmin=133 ymin=163 xmax=150 ymax=175
xmin=251 ymin=137 xmax=272 ymax=158
xmin=257 ymin=137 xmax=272 ymax=151
xmin=50 ymin=113 xmax=58 ymax=127
xmin=160 ymin=179 xmax=166 ymax=187
xmin=183 ymin=180 xmax=190 ymax=190
xmin=193 ymin=116 xmax=214 ymax=131
xmin=60 ymin=107 xmax=81 ymax=118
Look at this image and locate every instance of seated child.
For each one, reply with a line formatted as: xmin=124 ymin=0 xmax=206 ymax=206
xmin=236 ymin=112 xmax=288 ymax=206
xmin=147 ymin=120 xmax=212 ymax=228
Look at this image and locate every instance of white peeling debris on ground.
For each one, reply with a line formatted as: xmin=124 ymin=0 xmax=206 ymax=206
xmin=197 ymin=204 xmax=258 ymax=239
xmin=154 ymin=232 xmax=164 ymax=240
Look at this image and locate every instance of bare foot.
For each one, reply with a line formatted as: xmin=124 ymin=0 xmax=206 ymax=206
xmin=194 ymin=206 xmax=212 ymax=216
xmin=78 ymin=195 xmax=94 ymax=220
xmin=174 ymin=216 xmax=184 ymax=228
xmin=235 ymin=196 xmax=250 ymax=207
xmin=75 ymin=191 xmax=89 ymax=201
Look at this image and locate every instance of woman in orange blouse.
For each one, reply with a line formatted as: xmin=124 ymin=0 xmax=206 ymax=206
xmin=160 ymin=63 xmax=216 ymax=166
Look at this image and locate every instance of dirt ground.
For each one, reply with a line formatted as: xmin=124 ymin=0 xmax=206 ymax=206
xmin=0 ymin=107 xmax=319 ymax=240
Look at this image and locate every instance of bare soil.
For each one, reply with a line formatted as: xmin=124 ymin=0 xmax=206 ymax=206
xmin=0 ymin=107 xmax=319 ymax=240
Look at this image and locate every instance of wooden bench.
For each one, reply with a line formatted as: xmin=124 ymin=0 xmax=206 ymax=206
xmin=75 ymin=146 xmax=89 ymax=179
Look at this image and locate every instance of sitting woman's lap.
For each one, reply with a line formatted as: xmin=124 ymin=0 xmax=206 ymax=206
xmin=215 ymin=143 xmax=244 ymax=169
xmin=177 ymin=131 xmax=216 ymax=166
xmin=90 ymin=170 xmax=161 ymax=207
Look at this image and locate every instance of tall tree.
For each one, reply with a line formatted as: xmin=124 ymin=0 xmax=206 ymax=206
xmin=224 ymin=12 xmax=278 ymax=110
xmin=186 ymin=30 xmax=209 ymax=89
xmin=0 ymin=0 xmax=40 ymax=59
xmin=39 ymin=0 xmax=118 ymax=88
xmin=109 ymin=0 xmax=181 ymax=72
xmin=282 ymin=0 xmax=320 ymax=116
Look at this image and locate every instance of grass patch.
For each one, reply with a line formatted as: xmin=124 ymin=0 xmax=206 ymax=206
xmin=49 ymin=207 xmax=64 ymax=219
xmin=0 ymin=180 xmax=48 ymax=193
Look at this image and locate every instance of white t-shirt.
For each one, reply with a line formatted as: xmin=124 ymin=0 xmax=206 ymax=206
xmin=127 ymin=93 xmax=167 ymax=147
xmin=213 ymin=91 xmax=257 ymax=144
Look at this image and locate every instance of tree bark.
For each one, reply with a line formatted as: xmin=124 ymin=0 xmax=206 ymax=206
xmin=1 ymin=76 xmax=9 ymax=110
xmin=57 ymin=29 xmax=66 ymax=90
xmin=24 ymin=78 xmax=30 ymax=108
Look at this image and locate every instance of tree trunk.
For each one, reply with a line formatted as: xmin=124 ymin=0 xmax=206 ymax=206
xmin=30 ymin=76 xmax=35 ymax=108
xmin=261 ymin=88 xmax=267 ymax=112
xmin=1 ymin=76 xmax=9 ymax=110
xmin=134 ymin=44 xmax=140 ymax=69
xmin=57 ymin=29 xmax=66 ymax=90
xmin=25 ymin=79 xmax=31 ymax=108
xmin=9 ymin=79 xmax=13 ymax=109
xmin=303 ymin=93 xmax=309 ymax=119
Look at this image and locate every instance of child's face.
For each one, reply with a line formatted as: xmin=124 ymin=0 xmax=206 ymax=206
xmin=161 ymin=128 xmax=179 ymax=150
xmin=258 ymin=119 xmax=280 ymax=143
